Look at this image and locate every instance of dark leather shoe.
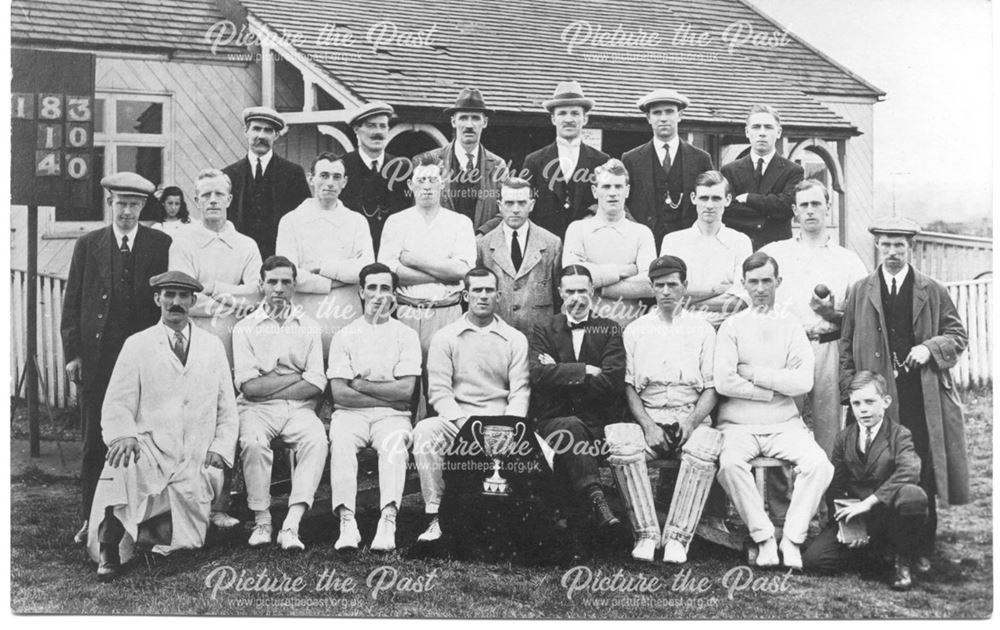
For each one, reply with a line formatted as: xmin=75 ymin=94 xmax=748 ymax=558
xmin=591 ymin=492 xmax=621 ymax=529
xmin=914 ymin=555 xmax=932 ymax=574
xmin=97 ymin=544 xmax=121 ymax=583
xmin=892 ymin=557 xmax=913 ymax=591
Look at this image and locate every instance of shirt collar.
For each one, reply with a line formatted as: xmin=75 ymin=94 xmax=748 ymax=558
xmin=751 ymin=150 xmax=776 ymax=171
xmin=501 ymin=222 xmax=529 ymax=243
xmin=556 ymin=137 xmax=582 ymax=149
xmin=657 ymin=137 xmax=679 ymax=155
xmin=194 ymin=220 xmax=238 ymax=248
xmin=360 ymin=150 xmax=386 ymax=169
xmin=457 ymin=144 xmax=479 ymax=168
xmin=457 ymin=314 xmax=511 ymax=340
xmin=112 ymin=225 xmax=138 ymax=247
xmin=881 ymin=264 xmax=910 ymax=288
xmin=859 ymin=420 xmax=883 ymax=444
xmin=248 ymin=150 xmax=273 ymax=172
xmin=163 ymin=321 xmax=191 ymax=343
xmin=249 ymin=302 xmax=304 ymax=326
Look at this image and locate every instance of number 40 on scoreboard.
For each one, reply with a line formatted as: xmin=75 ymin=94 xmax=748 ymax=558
xmin=12 ymin=92 xmax=94 ymax=179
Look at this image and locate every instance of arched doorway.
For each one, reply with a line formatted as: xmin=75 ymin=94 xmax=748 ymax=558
xmin=386 ymin=123 xmax=448 ymax=159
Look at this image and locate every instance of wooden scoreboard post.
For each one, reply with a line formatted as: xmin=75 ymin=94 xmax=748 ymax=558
xmin=11 ymin=50 xmax=96 ymax=457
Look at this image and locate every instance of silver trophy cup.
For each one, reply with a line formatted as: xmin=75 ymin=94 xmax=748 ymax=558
xmin=472 ymin=421 xmax=525 ymax=496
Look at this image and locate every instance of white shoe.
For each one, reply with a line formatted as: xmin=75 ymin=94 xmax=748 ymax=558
xmin=248 ymin=523 xmax=272 ymax=547
xmin=211 ymin=512 xmax=240 ymax=529
xmin=73 ymin=520 xmax=88 ymax=545
xmin=756 ymin=537 xmax=780 ymax=567
xmin=417 ymin=517 xmax=441 ymax=542
xmin=631 ymin=536 xmax=658 ymax=562
xmin=662 ymin=539 xmax=688 ymax=564
xmin=370 ymin=516 xmax=397 ymax=552
xmin=779 ymin=538 xmax=802 ymax=570
xmin=277 ymin=528 xmax=305 ymax=551
xmin=335 ymin=519 xmax=362 ymax=550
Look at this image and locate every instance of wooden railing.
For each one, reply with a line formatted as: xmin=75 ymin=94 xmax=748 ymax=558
xmin=946 ymin=277 xmax=992 ymax=389
xmin=10 ymin=270 xmax=72 ymax=409
xmin=8 ymin=272 xmax=993 ymax=408
xmin=913 ymin=231 xmax=992 ymax=283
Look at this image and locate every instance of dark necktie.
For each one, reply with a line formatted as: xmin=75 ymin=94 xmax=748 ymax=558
xmin=755 ymin=157 xmax=764 ymax=187
xmin=172 ymin=329 xmax=187 ymax=366
xmin=568 ymin=318 xmax=589 ymax=330
xmin=254 ymin=158 xmax=263 ymax=182
xmin=661 ymin=145 xmax=672 ymax=174
xmin=119 ymin=234 xmax=130 ymax=256
xmin=863 ymin=427 xmax=874 ymax=454
xmin=511 ymin=230 xmax=523 ymax=271
xmin=465 ymin=153 xmax=475 ymax=174
xmin=891 ymin=277 xmax=898 ymax=301
xmin=370 ymin=159 xmax=379 ymax=174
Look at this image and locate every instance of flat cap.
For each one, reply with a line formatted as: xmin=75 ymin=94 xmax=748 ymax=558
xmin=636 ymin=88 xmax=690 ymax=112
xmin=100 ymin=172 xmax=155 ymax=197
xmin=242 ymin=106 xmax=286 ymax=132
xmin=648 ymin=255 xmax=687 ymax=280
xmin=868 ymin=216 xmax=921 ymax=237
xmin=349 ymin=101 xmax=395 ymax=127
xmin=149 ymin=270 xmax=204 ymax=292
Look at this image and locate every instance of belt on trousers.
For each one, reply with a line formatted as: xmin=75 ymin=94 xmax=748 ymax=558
xmin=394 ymin=292 xmax=463 ymax=309
xmin=808 ymin=330 xmax=841 ymax=344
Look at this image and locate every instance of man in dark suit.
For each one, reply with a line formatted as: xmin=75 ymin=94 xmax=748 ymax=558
xmin=622 ymin=88 xmax=713 ymax=249
xmin=529 ymin=264 xmax=626 ymax=533
xmin=61 ymin=172 xmax=172 ymax=544
xmin=721 ymin=104 xmax=805 ymax=250
xmin=416 ymin=88 xmax=507 ymax=234
xmin=222 ymin=106 xmax=311 ymax=259
xmin=803 ymin=371 xmax=928 ymax=591
xmin=521 ymin=81 xmax=609 ymax=239
xmin=339 ymin=101 xmax=410 ymax=254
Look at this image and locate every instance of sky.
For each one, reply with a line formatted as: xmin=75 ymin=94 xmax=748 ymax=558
xmin=747 ymin=0 xmax=993 ymax=224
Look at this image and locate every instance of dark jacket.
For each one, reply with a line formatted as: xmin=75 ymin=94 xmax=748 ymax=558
xmin=829 ymin=420 xmax=922 ymax=505
xmin=222 ymin=153 xmax=311 ymax=258
xmin=417 ymin=142 xmax=508 ymax=233
xmin=61 ymin=225 xmax=171 ymax=388
xmin=720 ymin=153 xmax=804 ymax=249
xmin=528 ymin=314 xmax=626 ymax=428
xmin=621 ymin=138 xmax=713 ymax=242
xmin=522 ymin=142 xmax=609 ymax=239
xmin=338 ymin=150 xmax=411 ymax=249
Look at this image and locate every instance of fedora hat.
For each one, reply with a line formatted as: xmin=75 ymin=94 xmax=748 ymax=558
xmin=542 ymin=80 xmax=595 ymax=112
xmin=444 ymin=87 xmax=494 ymax=116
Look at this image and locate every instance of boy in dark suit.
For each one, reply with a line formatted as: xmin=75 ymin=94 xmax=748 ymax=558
xmin=803 ymin=371 xmax=928 ymax=590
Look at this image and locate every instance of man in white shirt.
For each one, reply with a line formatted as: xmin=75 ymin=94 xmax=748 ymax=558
xmin=327 ymin=262 xmax=421 ymax=552
xmin=562 ymin=159 xmax=656 ymax=327
xmin=276 ymin=152 xmax=375 ymax=353
xmin=660 ymin=170 xmax=751 ymax=328
xmin=378 ymin=155 xmax=477 ymax=357
xmin=231 ymin=256 xmax=328 ymax=552
xmin=762 ymin=179 xmax=868 ymax=455
xmin=412 ymin=268 xmax=530 ymax=542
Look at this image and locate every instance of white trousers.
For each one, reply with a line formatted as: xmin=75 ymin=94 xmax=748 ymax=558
xmin=329 ymin=407 xmax=413 ymax=513
xmin=412 ymin=415 xmax=466 ymax=514
xmin=239 ymin=402 xmax=328 ymax=512
xmin=716 ymin=423 xmax=833 ymax=544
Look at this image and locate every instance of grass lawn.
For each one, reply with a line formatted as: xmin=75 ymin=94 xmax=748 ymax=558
xmin=9 ymin=388 xmax=993 ymax=618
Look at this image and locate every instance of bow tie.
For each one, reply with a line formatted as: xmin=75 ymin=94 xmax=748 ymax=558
xmin=568 ymin=318 xmax=589 ymax=330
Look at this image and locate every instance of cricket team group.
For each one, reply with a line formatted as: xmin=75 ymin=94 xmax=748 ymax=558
xmin=61 ymin=81 xmax=970 ymax=592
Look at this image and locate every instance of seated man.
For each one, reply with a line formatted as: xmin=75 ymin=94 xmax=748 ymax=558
xmin=232 ymin=256 xmax=328 ymax=551
xmin=803 ymin=371 xmax=928 ymax=591
xmin=327 ymin=263 xmax=421 ymax=552
xmin=412 ymin=267 xmax=530 ymax=542
xmin=605 ymin=255 xmax=721 ymax=563
xmin=529 ymin=264 xmax=625 ymax=533
xmin=87 ymin=271 xmax=237 ymax=581
xmin=714 ymin=252 xmax=833 ymax=569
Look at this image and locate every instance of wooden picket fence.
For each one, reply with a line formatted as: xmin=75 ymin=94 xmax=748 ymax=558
xmin=7 ymin=271 xmax=994 ymax=409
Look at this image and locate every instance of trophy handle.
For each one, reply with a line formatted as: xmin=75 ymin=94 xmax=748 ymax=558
xmin=470 ymin=419 xmax=485 ymax=456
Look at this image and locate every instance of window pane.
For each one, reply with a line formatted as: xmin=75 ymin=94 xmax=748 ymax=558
xmin=116 ymin=100 xmax=163 ymax=134
xmin=55 ymin=147 xmax=105 ymax=221
xmin=94 ymin=98 xmax=105 ymax=134
xmin=116 ymin=146 xmax=163 ymax=186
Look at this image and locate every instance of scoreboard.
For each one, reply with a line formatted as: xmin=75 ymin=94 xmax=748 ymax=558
xmin=11 ymin=50 xmax=96 ymax=207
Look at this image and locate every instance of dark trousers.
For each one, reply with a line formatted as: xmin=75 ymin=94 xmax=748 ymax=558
xmin=535 ymin=415 xmax=602 ymax=498
xmin=803 ymin=483 xmax=928 ymax=574
xmin=895 ymin=370 xmax=937 ymax=555
xmin=81 ymin=388 xmax=109 ymax=521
